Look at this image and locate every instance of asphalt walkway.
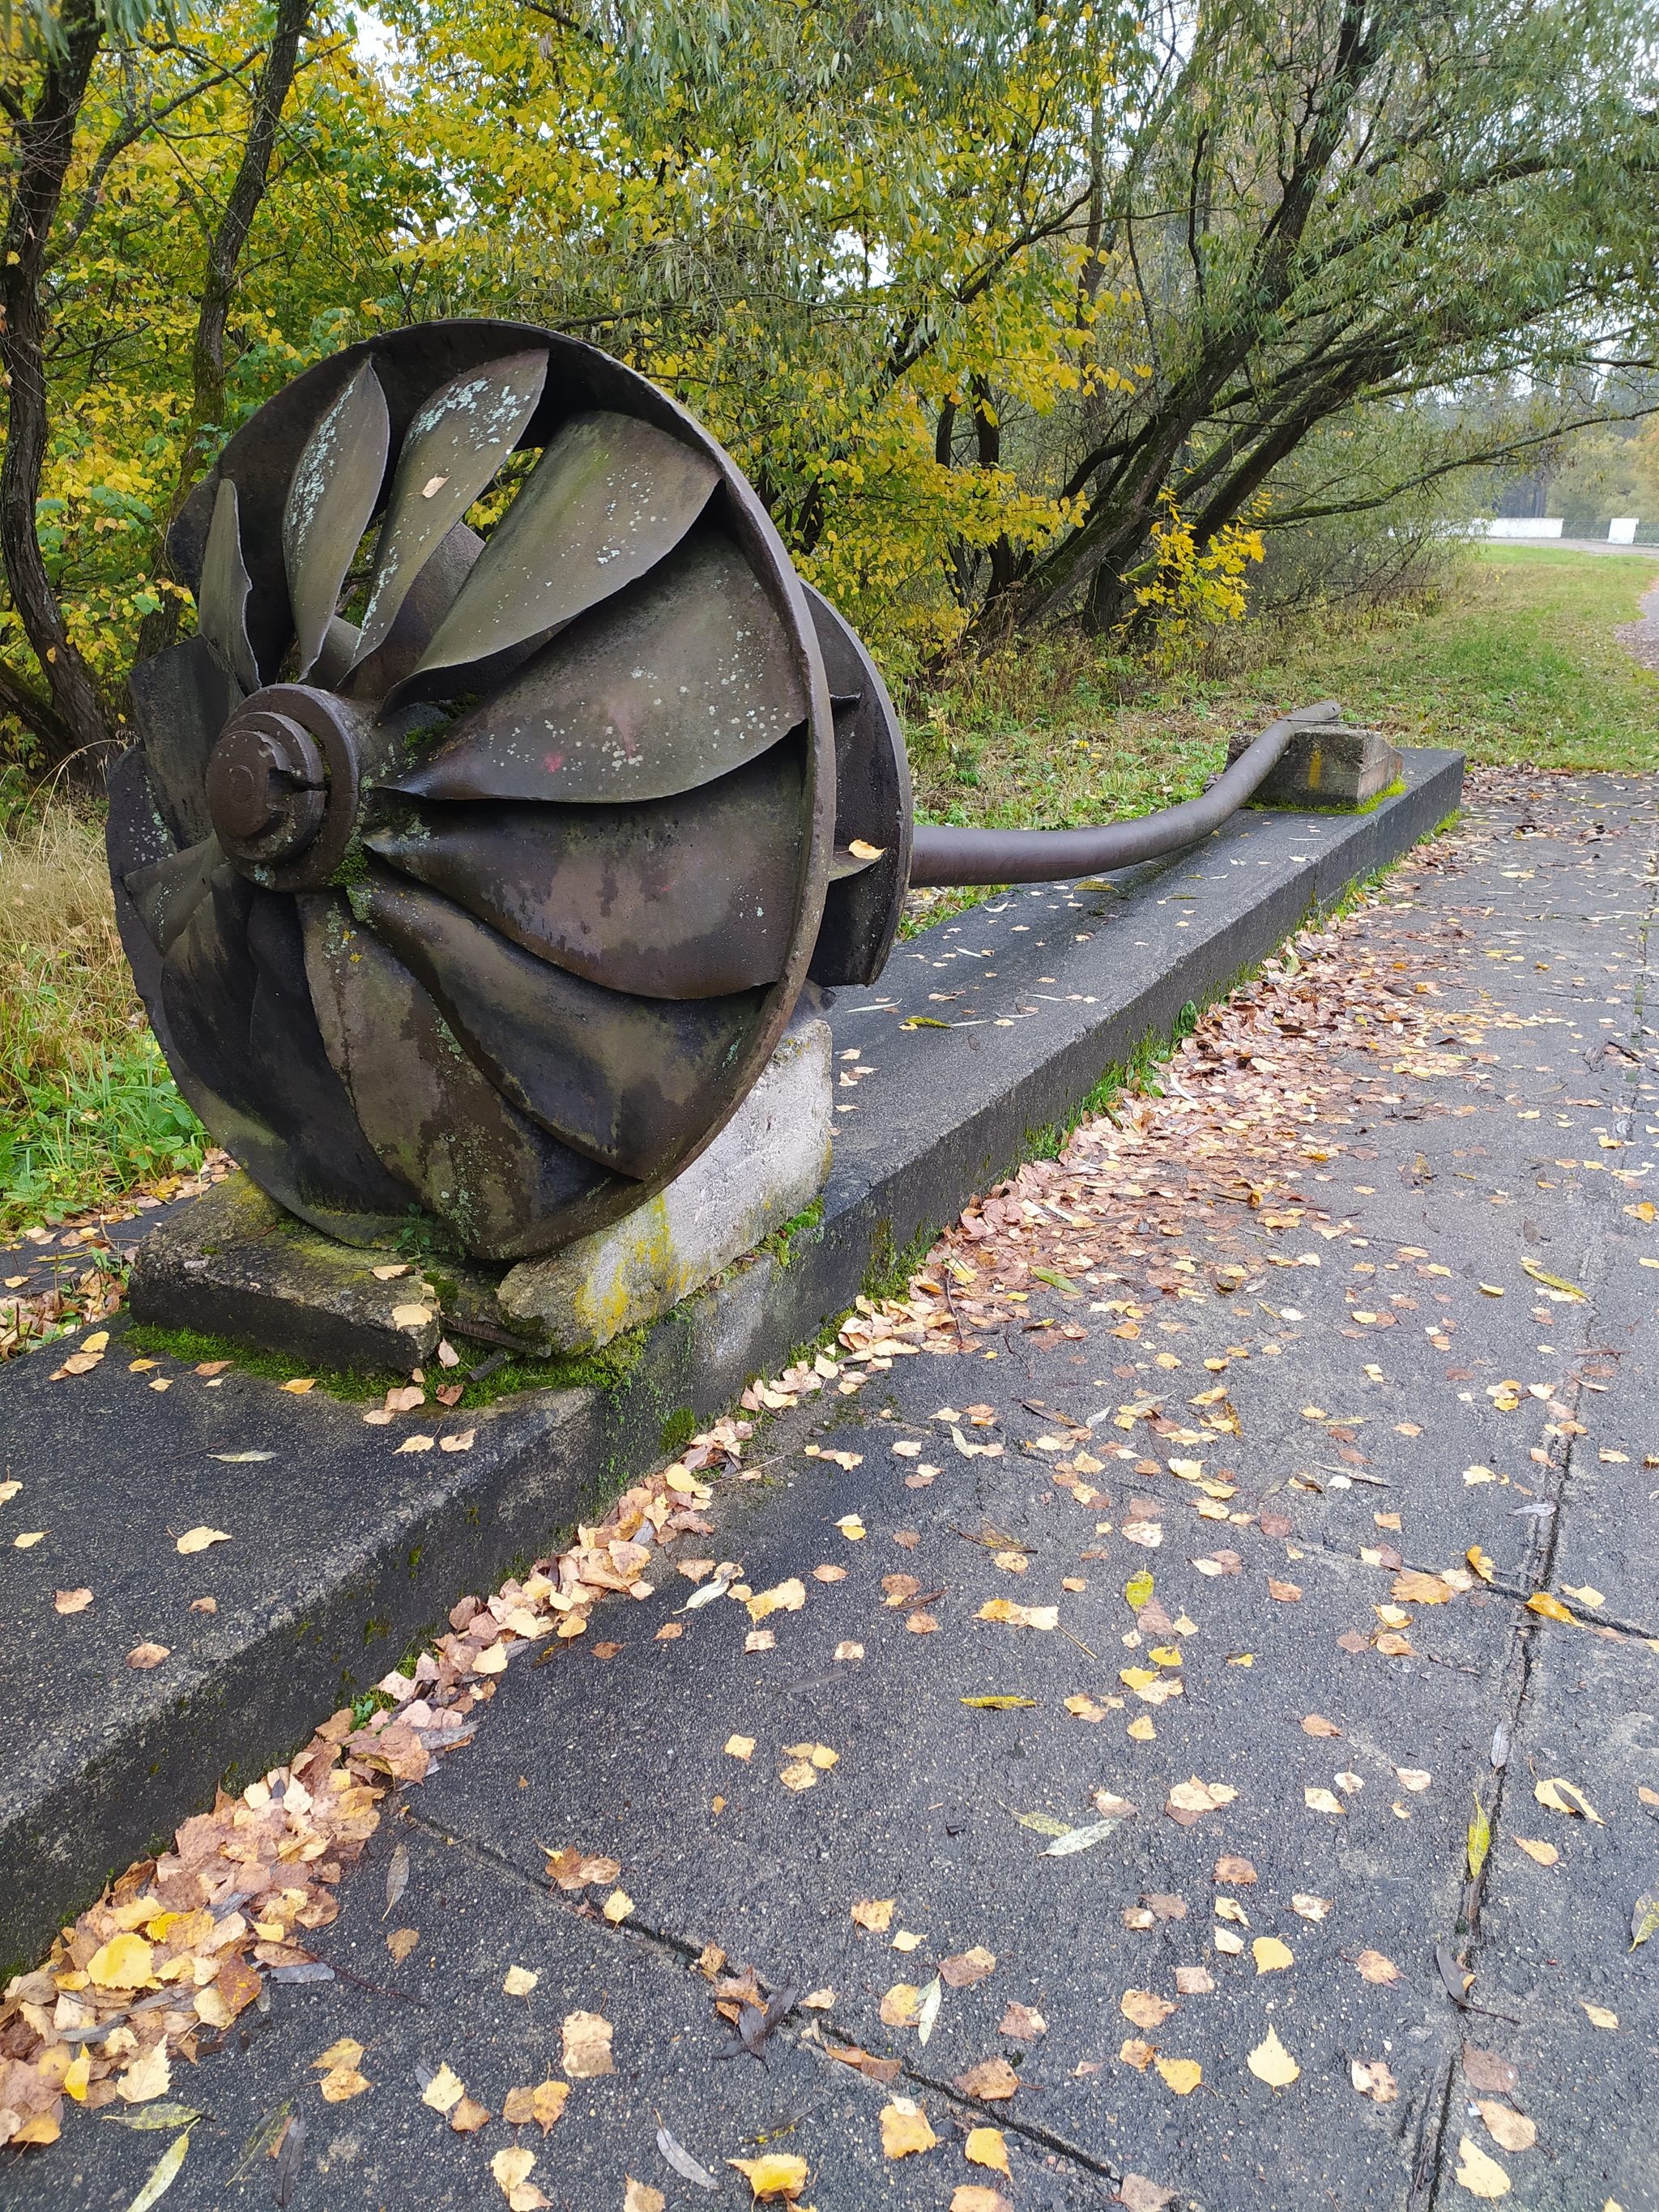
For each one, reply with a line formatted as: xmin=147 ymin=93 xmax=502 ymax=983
xmin=8 ymin=769 xmax=1657 ymax=2212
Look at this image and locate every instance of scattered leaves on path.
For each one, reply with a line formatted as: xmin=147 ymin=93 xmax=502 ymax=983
xmin=1478 ymin=2103 xmax=1536 ymax=2153
xmin=561 ymin=2010 xmax=615 ymax=2077
xmin=1351 ymin=2059 xmax=1397 ymax=2103
xmin=954 ymin=2056 xmax=1019 ymax=2100
xmin=727 ymin=2152 xmax=809 ymax=2199
xmin=1535 ymin=1778 xmax=1601 ymax=1822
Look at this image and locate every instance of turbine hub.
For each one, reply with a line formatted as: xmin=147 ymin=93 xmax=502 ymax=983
xmin=205 ymin=685 xmax=365 ymax=889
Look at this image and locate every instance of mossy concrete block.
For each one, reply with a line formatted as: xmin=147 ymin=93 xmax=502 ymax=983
xmin=499 ymin=1012 xmax=834 ymax=1351
xmin=1230 ymin=720 xmax=1405 ymax=808
xmin=128 ymin=1174 xmax=448 ymax=1370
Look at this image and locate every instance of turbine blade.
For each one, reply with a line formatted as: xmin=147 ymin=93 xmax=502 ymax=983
xmin=364 ymin=735 xmax=804 ymax=999
xmin=300 ymin=891 xmax=622 ymax=1259
xmin=393 ymin=531 xmax=805 ymax=805
xmin=126 ymin=634 xmax=241 ymax=846
xmin=351 ymin=348 xmax=548 ymax=668
xmin=123 ymin=833 xmax=224 ymax=954
xmin=352 ymin=868 xmax=766 ymax=1177
xmin=393 ymin=408 xmax=719 ymax=701
xmin=197 ymin=479 xmax=259 ymax=693
xmin=283 ymin=360 xmax=390 ymax=680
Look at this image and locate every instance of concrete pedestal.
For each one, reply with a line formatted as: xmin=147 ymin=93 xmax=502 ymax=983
xmin=1230 ymin=720 xmax=1405 ymax=808
xmin=129 ymin=1011 xmax=834 ymax=1370
xmin=499 ymin=1012 xmax=833 ymax=1350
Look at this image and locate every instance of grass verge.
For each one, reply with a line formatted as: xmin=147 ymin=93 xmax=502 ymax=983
xmin=906 ymin=544 xmax=1659 ymax=839
xmin=1 ymin=808 xmax=205 ymax=1232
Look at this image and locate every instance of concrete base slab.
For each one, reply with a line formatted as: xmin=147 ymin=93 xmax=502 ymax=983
xmin=0 ymin=748 xmax=1462 ymax=1966
xmin=499 ymin=1008 xmax=833 ymax=1350
xmin=126 ymin=1174 xmax=529 ymax=1372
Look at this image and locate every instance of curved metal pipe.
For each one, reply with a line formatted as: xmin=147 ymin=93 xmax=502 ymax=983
xmin=906 ymin=701 xmax=1338 ymax=886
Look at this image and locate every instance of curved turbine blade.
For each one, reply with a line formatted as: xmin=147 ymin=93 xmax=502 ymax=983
xmin=364 ymin=736 xmax=804 ymax=999
xmin=197 ymin=479 xmax=259 ymax=693
xmin=394 ymin=409 xmax=719 ymax=701
xmin=393 ymin=531 xmax=805 ymax=806
xmin=352 ymin=868 xmax=766 ymax=1176
xmin=300 ymin=891 xmax=622 ymax=1259
xmin=126 ymin=634 xmax=241 ymax=846
xmin=284 ymin=360 xmax=390 ymax=681
xmin=123 ymin=833 xmax=224 ymax=955
xmin=160 ymin=866 xmax=412 ymax=1234
xmin=352 ymin=349 xmax=548 ymax=669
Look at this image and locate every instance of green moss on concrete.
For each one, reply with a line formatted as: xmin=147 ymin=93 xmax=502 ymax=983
xmin=123 ymin=1315 xmax=651 ymax=1408
xmin=123 ymin=1319 xmax=393 ymax=1397
xmin=659 ymin=1405 xmax=698 ymax=1456
xmin=759 ymin=1196 xmax=825 ymax=1268
xmin=859 ymin=1217 xmax=938 ymax=1304
xmin=1247 ymin=774 xmax=1407 ymax=816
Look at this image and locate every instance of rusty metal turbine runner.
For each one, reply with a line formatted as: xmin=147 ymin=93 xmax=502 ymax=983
xmin=108 ymin=321 xmax=1299 ymax=1263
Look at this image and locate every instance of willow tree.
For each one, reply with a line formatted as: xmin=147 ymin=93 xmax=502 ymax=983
xmin=382 ymin=0 xmax=1659 ymax=656
xmin=1000 ymin=0 xmax=1659 ymax=638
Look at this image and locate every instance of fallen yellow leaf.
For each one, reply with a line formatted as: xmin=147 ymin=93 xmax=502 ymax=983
xmin=1512 ymin=1837 xmax=1559 ymax=1866
xmin=86 ymin=1933 xmax=156 ymax=1988
xmin=116 ymin=2040 xmax=171 ymax=2103
xmin=423 ymin=2062 xmax=466 ymax=2113
xmin=175 ymin=1526 xmax=231 ymax=1555
xmin=502 ymin=2081 xmax=569 ymax=2133
xmin=1535 ymin=1777 xmax=1602 ymax=1823
xmin=561 ymin=2010 xmax=614 ymax=2078
xmin=1253 ymin=1937 xmax=1293 ymax=1974
xmin=1478 ymin=2102 xmax=1537 ymax=2153
xmin=1247 ymin=2027 xmax=1300 ymax=2087
xmin=880 ymin=2098 xmax=937 ymax=2157
xmin=1527 ymin=1592 xmax=1576 ymax=1622
xmin=727 ymin=2151 xmax=810 ymax=2199
xmin=1454 ymin=2135 xmax=1512 ymax=2197
xmin=1120 ymin=1989 xmax=1177 ymax=2029
xmin=503 ymin=1965 xmax=539 ymax=1996
xmin=965 ymin=2126 xmax=1010 ymax=2176
xmin=747 ymin=1577 xmax=806 ymax=1623
xmin=1155 ymin=2056 xmax=1201 ymax=2095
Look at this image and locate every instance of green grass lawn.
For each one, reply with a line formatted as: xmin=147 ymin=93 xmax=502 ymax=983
xmin=1237 ymin=546 xmax=1659 ymax=770
xmin=906 ymin=544 xmax=1659 ymax=841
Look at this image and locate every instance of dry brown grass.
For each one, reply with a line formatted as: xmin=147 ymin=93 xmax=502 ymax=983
xmin=0 ymin=803 xmax=203 ymax=1228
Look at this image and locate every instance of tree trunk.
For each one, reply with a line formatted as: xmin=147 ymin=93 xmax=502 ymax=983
xmin=136 ymin=0 xmax=314 ymax=662
xmin=0 ymin=0 xmax=112 ymax=778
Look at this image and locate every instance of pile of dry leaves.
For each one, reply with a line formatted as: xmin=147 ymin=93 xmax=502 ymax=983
xmin=0 ymin=1421 xmax=749 ymax=2159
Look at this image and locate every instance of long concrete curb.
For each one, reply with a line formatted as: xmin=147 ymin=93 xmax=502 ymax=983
xmin=0 ymin=748 xmax=1461 ymax=1967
